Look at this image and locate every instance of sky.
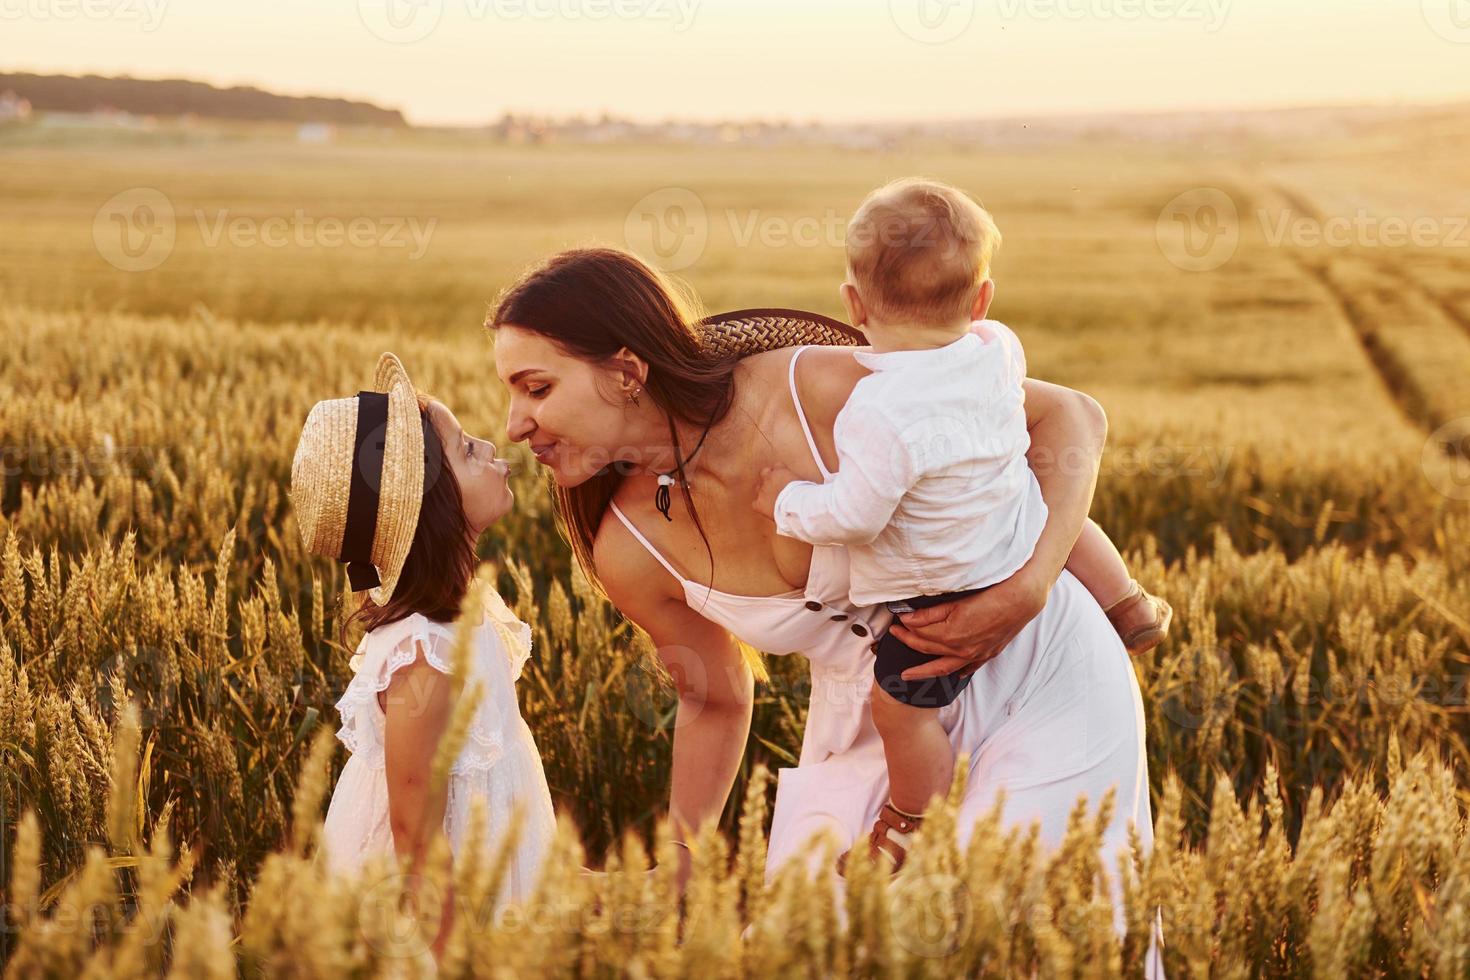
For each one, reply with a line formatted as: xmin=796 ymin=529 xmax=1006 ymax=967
xmin=5 ymin=0 xmax=1470 ymax=126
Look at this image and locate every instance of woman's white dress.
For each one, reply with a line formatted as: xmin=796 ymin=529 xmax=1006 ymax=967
xmin=320 ymin=588 xmax=557 ymax=908
xmin=607 ymin=345 xmax=1164 ymax=974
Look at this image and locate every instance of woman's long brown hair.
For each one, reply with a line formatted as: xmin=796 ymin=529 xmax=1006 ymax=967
xmin=485 ymin=247 xmax=737 ymax=596
xmin=338 ymin=394 xmax=479 ymax=648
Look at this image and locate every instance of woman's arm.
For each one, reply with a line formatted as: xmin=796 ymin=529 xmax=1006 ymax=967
xmin=381 ymin=645 xmax=457 ymax=957
xmin=594 ymin=520 xmax=755 ymax=892
xmin=886 ymin=378 xmax=1108 ymax=677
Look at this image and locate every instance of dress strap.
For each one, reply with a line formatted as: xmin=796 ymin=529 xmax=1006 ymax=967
xmin=787 ymin=346 xmax=834 ymax=480
xmin=607 ymin=500 xmax=689 ymax=586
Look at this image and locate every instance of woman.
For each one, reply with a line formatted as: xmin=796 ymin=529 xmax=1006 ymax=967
xmin=487 ymin=247 xmax=1156 ymax=949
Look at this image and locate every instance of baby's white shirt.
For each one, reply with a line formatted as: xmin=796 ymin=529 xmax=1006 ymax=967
xmin=772 ymin=320 xmax=1047 ymax=606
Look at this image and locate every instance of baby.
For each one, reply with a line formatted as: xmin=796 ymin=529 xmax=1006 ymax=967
xmin=751 ymin=177 xmax=1171 ymax=874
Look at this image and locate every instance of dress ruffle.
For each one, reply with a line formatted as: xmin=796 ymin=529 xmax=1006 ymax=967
xmin=321 ymin=588 xmax=556 ymax=908
xmin=483 ymin=586 xmax=533 ymax=680
xmin=334 ymin=590 xmax=534 ymax=776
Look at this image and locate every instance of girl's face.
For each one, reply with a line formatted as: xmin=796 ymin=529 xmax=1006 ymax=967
xmin=494 ymin=325 xmax=640 ymax=488
xmin=426 ymin=400 xmax=514 ymax=534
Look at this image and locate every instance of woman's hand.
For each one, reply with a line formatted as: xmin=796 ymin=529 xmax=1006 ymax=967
xmin=671 ymin=842 xmax=694 ymax=895
xmin=752 ymin=463 xmax=800 ymax=520
xmin=886 ymin=567 xmax=1049 ymax=679
xmin=643 ymin=844 xmax=694 ymax=895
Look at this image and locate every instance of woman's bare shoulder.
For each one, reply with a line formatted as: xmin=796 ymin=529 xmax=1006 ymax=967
xmin=728 ymin=346 xmax=870 ymax=474
xmin=786 ymin=346 xmax=871 ymax=435
xmin=589 ymin=496 xmax=742 ymax=655
xmin=590 ymin=497 xmax=683 ymax=607
xmin=735 ymin=345 xmax=869 ymax=404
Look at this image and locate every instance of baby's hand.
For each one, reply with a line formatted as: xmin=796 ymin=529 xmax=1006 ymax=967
xmin=752 ymin=464 xmax=801 ymax=520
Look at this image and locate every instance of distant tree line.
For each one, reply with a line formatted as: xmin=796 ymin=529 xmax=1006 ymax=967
xmin=0 ymin=73 xmax=408 ymax=126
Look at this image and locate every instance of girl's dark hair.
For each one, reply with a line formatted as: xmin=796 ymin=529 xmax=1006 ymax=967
xmin=485 ymin=247 xmax=736 ymax=596
xmin=338 ymin=394 xmax=479 ymax=648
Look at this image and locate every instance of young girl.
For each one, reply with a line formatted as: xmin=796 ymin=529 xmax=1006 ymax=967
xmin=289 ymin=352 xmax=556 ymax=945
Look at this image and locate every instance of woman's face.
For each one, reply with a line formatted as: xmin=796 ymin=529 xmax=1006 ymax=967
xmin=426 ymin=399 xmax=514 ymax=533
xmin=494 ymin=325 xmax=637 ymax=487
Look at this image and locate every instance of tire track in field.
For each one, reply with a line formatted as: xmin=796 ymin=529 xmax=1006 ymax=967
xmin=1382 ymin=265 xmax=1470 ymax=463
xmin=1270 ymin=177 xmax=1470 ymax=346
xmin=1269 ymin=182 xmax=1470 ymax=348
xmin=1263 ymin=181 xmax=1448 ymax=440
xmin=1293 ymin=254 xmax=1446 ymax=435
xmin=1390 ymin=265 xmax=1470 ymax=347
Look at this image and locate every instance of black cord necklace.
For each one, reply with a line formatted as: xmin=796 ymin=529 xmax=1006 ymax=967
xmin=654 ymin=411 xmax=718 ymax=522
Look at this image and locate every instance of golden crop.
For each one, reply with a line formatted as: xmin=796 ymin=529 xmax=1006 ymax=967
xmin=3 ymin=130 xmax=1470 ymax=975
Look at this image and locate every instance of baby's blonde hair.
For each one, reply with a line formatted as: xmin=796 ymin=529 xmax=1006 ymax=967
xmin=845 ymin=177 xmax=1001 ymax=326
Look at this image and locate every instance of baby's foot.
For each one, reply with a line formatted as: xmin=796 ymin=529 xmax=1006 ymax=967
xmin=1104 ymin=579 xmax=1173 ymax=654
xmin=836 ymin=801 xmax=924 ymax=877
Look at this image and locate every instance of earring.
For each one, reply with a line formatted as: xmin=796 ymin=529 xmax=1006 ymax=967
xmin=627 ymin=385 xmax=642 ymax=407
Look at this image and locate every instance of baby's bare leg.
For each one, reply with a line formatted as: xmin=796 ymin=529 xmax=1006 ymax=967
xmin=1066 ymin=517 xmax=1134 ymax=608
xmin=870 ymin=680 xmax=955 ymax=815
xmin=1069 ymin=517 xmax=1174 ymax=653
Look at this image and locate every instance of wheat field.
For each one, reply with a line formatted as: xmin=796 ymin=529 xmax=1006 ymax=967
xmin=3 ymin=115 xmax=1470 ymax=975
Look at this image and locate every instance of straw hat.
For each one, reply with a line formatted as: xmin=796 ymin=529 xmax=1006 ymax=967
xmin=697 ymin=307 xmax=865 ymax=360
xmin=290 ymin=352 xmax=428 ymax=606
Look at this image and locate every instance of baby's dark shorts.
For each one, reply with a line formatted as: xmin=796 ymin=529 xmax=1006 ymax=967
xmin=872 ymin=585 xmax=990 ymax=709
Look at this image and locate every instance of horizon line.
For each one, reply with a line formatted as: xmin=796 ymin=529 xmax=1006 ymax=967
xmin=7 ymin=66 xmax=1470 ymax=129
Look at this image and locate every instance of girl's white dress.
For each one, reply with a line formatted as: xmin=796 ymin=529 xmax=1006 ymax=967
xmin=321 ymin=589 xmax=557 ymax=907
